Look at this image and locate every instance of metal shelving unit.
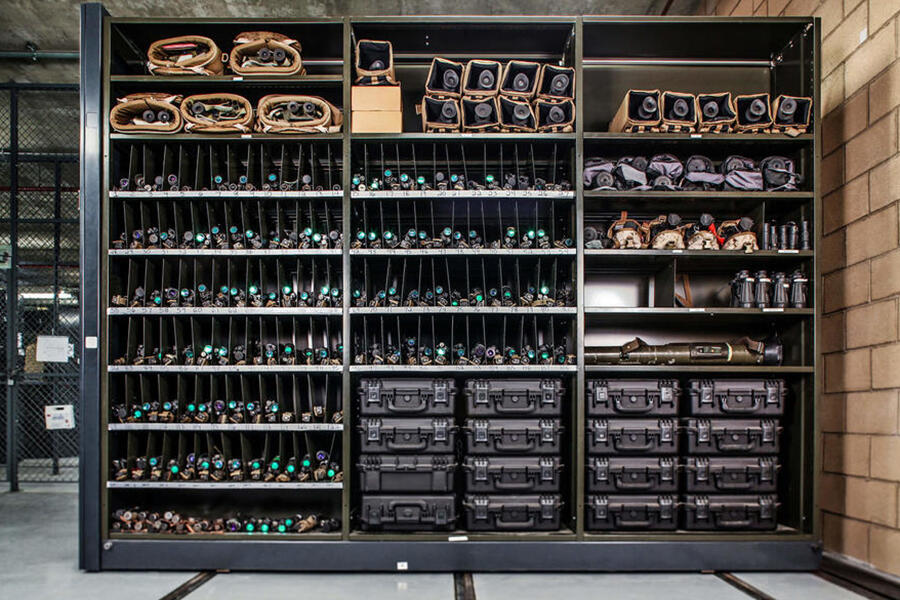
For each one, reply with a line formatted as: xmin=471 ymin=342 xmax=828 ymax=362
xmin=80 ymin=6 xmax=821 ymax=571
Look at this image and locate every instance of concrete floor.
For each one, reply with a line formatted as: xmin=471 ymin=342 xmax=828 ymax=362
xmin=0 ymin=484 xmax=867 ymax=600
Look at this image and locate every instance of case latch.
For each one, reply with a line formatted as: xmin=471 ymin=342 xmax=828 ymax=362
xmin=540 ymin=380 xmax=556 ymax=406
xmin=695 ymin=496 xmax=709 ymax=520
xmin=434 ymin=380 xmax=448 ymax=407
xmin=474 ymin=419 xmax=489 ymax=442
xmin=593 ymin=420 xmax=608 ymax=443
xmin=474 ymin=380 xmax=489 ymax=406
xmin=697 ymin=420 xmax=710 ymax=442
xmin=366 ymin=380 xmax=382 ymax=407
xmin=365 ymin=419 xmax=381 ymax=441
xmin=474 ymin=457 xmax=489 ymax=482
xmin=540 ymin=457 xmax=555 ymax=482
xmin=540 ymin=495 xmax=555 ymax=520
xmin=593 ymin=496 xmax=608 ymax=520
xmin=433 ymin=418 xmax=448 ymax=441
xmin=762 ymin=420 xmax=776 ymax=442
xmin=540 ymin=419 xmax=554 ymax=442
xmin=594 ymin=457 xmax=609 ymax=482
xmin=474 ymin=495 xmax=489 ymax=520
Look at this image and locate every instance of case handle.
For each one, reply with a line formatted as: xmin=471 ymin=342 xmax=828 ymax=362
xmin=385 ymin=438 xmax=428 ymax=451
xmin=493 ymin=478 xmax=536 ymax=491
xmin=494 ymin=514 xmax=536 ymax=529
xmin=614 ymin=473 xmax=653 ymax=490
xmin=719 ymin=396 xmax=760 ymax=413
xmin=494 ymin=437 xmax=537 ymax=452
xmin=613 ymin=395 xmax=653 ymax=414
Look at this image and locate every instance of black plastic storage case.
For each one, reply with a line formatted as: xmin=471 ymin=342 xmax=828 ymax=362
xmin=586 ymin=379 xmax=680 ymax=416
xmin=463 ymin=456 xmax=563 ymax=493
xmin=586 ymin=495 xmax=678 ymax=531
xmin=586 ymin=418 xmax=678 ymax=455
xmin=682 ymin=494 xmax=779 ymax=530
xmin=587 ymin=457 xmax=678 ymax=493
xmin=464 ymin=378 xmax=563 ymax=417
xmin=464 ymin=418 xmax=563 ymax=455
xmin=464 ymin=494 xmax=563 ymax=531
xmin=684 ymin=457 xmax=779 ymax=493
xmin=357 ymin=455 xmax=458 ymax=493
xmin=360 ymin=495 xmax=458 ymax=531
xmin=683 ymin=418 xmax=781 ymax=455
xmin=358 ymin=417 xmax=458 ymax=454
xmin=686 ymin=379 xmax=786 ymax=416
xmin=359 ymin=378 xmax=457 ymax=416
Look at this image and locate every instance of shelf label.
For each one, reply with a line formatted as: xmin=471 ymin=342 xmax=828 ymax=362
xmin=396 ymin=561 xmax=409 ymax=571
xmin=448 ymin=535 xmax=469 ymax=542
xmin=45 ymin=404 xmax=76 ymax=430
xmin=690 ymin=133 xmax=702 ymax=139
xmin=762 ymin=308 xmax=785 ymax=312
xmin=232 ymin=76 xmax=244 ymax=81
xmin=688 ymin=308 xmax=705 ymax=312
xmin=671 ymin=249 xmax=683 ymax=254
xmin=777 ymin=249 xmax=799 ymax=254
xmin=241 ymin=134 xmax=252 ymax=139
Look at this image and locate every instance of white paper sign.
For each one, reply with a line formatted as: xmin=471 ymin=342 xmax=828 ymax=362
xmin=36 ymin=336 xmax=71 ymax=363
xmin=44 ymin=404 xmax=75 ymax=430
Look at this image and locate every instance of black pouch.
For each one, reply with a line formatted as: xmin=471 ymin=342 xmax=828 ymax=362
xmin=646 ymin=153 xmax=684 ymax=190
xmin=586 ymin=494 xmax=677 ymax=530
xmin=683 ymin=494 xmax=778 ymax=530
xmin=614 ymin=156 xmax=649 ymax=190
xmin=421 ymin=96 xmax=461 ymax=133
xmin=684 ymin=457 xmax=779 ymax=493
xmin=772 ymin=94 xmax=813 ymax=134
xmin=461 ymin=96 xmax=500 ymax=132
xmin=464 ymin=494 xmax=562 ymax=531
xmin=760 ymin=156 xmax=802 ymax=191
xmin=661 ymin=91 xmax=697 ymax=132
xmin=535 ymin=98 xmax=574 ymax=133
xmin=584 ymin=157 xmax=617 ymax=190
xmin=537 ymin=65 xmax=575 ymax=101
xmin=587 ymin=457 xmax=678 ymax=493
xmin=498 ymin=95 xmax=536 ymax=132
xmin=696 ymin=92 xmax=736 ymax=132
xmin=721 ymin=155 xmax=763 ymax=191
xmin=586 ymin=379 xmax=679 ymax=416
xmin=464 ymin=456 xmax=562 ymax=493
xmin=682 ymin=155 xmax=724 ymax=190
xmin=425 ymin=57 xmax=464 ymax=98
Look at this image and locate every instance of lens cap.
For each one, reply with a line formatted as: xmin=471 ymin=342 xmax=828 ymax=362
xmin=442 ymin=68 xmax=459 ymax=90
xmin=547 ymin=105 xmax=565 ymax=123
xmin=478 ymin=68 xmax=495 ymax=89
xmin=512 ymin=72 xmax=530 ymax=91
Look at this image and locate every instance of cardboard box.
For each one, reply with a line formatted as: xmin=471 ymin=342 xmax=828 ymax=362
xmin=352 ymin=110 xmax=403 ymax=133
xmin=352 ymin=84 xmax=402 ymax=111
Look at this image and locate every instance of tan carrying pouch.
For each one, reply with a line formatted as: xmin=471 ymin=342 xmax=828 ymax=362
xmin=498 ymin=96 xmax=536 ymax=132
xmin=660 ymin=91 xmax=697 ymax=132
xmin=609 ymin=89 xmax=661 ymax=133
xmin=535 ymin=98 xmax=574 ymax=133
xmin=230 ymin=31 xmax=304 ymax=76
xmin=500 ymin=61 xmax=541 ymax=99
xmin=537 ymin=65 xmax=575 ymax=101
xmin=696 ymin=92 xmax=736 ymax=133
xmin=110 ymin=93 xmax=183 ymax=134
xmin=734 ymin=93 xmax=772 ymax=133
xmin=461 ymin=96 xmax=500 ymax=132
xmin=771 ymin=94 xmax=812 ymax=135
xmin=463 ymin=60 xmax=502 ymax=98
xmin=255 ymin=95 xmax=343 ymax=134
xmin=420 ymin=96 xmax=461 ymax=133
xmin=146 ymin=35 xmax=226 ymax=76
xmin=424 ymin=57 xmax=464 ymax=98
xmin=181 ymin=93 xmax=253 ymax=133
xmin=355 ymin=39 xmax=396 ymax=85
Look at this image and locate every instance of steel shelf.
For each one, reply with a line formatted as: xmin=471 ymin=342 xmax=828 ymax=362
xmin=584 ymin=190 xmax=814 ymax=199
xmin=583 ymin=307 xmax=814 ymax=316
xmin=348 ymin=365 xmax=577 ymax=373
xmin=584 ymin=132 xmax=814 ymax=142
xmin=350 ymin=306 xmax=577 ymax=315
xmin=108 ymin=423 xmax=343 ymax=432
xmin=109 ymin=190 xmax=342 ymax=198
xmin=351 ymin=132 xmax=577 ymax=141
xmin=109 ymin=74 xmax=343 ymax=84
xmin=350 ymin=248 xmax=576 ymax=256
xmin=350 ymin=190 xmax=575 ymax=199
xmin=107 ymin=307 xmax=342 ymax=316
xmin=584 ymin=249 xmax=813 ymax=259
xmin=110 ymin=133 xmax=344 ymax=141
xmin=107 ymin=481 xmax=342 ymax=490
xmin=108 ymin=249 xmax=342 ymax=256
xmin=583 ymin=365 xmax=814 ymax=373
xmin=108 ymin=365 xmax=342 ymax=373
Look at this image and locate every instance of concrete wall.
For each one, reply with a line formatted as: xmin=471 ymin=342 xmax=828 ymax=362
xmin=702 ymin=0 xmax=900 ymax=579
xmin=0 ymin=0 xmax=699 ymax=83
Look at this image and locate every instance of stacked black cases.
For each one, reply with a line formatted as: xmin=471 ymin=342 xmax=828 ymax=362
xmin=585 ymin=380 xmax=679 ymax=531
xmin=462 ymin=379 xmax=564 ymax=531
xmin=357 ymin=378 xmax=459 ymax=530
xmin=682 ymin=379 xmax=784 ymax=530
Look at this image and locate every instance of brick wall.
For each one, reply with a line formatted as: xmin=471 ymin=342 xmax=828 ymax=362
xmin=701 ymin=0 xmax=900 ymax=577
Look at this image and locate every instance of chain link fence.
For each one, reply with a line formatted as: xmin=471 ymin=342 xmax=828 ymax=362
xmin=1 ymin=84 xmax=80 ymax=485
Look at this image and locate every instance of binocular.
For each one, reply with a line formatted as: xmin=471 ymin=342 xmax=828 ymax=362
xmin=114 ymin=283 xmax=342 ymax=309
xmin=352 ymin=170 xmax=572 ymax=193
xmin=731 ymin=270 xmax=808 ymax=309
xmin=350 ymin=227 xmax=572 ymax=251
xmin=355 ymin=341 xmax=575 ymax=366
xmin=113 ymin=341 xmax=342 ymax=368
xmin=113 ymin=226 xmax=343 ymax=252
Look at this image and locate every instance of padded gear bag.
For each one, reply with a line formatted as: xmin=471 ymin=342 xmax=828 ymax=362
xmin=181 ymin=93 xmax=253 ymax=133
xmin=661 ymin=91 xmax=697 ymax=132
xmin=255 ymin=95 xmax=343 ymax=134
xmin=110 ymin=93 xmax=183 ymax=134
xmin=498 ymin=96 xmax=537 ymax=132
xmin=146 ymin=35 xmax=226 ymax=76
xmin=420 ymin=95 xmax=461 ymax=132
xmin=760 ymin=156 xmax=802 ymax=191
xmin=721 ymin=155 xmax=763 ymax=191
xmin=230 ymin=31 xmax=304 ymax=76
xmin=696 ymin=92 xmax=736 ymax=132
xmin=583 ymin=158 xmax=617 ymax=190
xmin=535 ymin=98 xmax=574 ymax=133
xmin=425 ymin=57 xmax=464 ymax=98
xmin=354 ymin=39 xmax=396 ymax=85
